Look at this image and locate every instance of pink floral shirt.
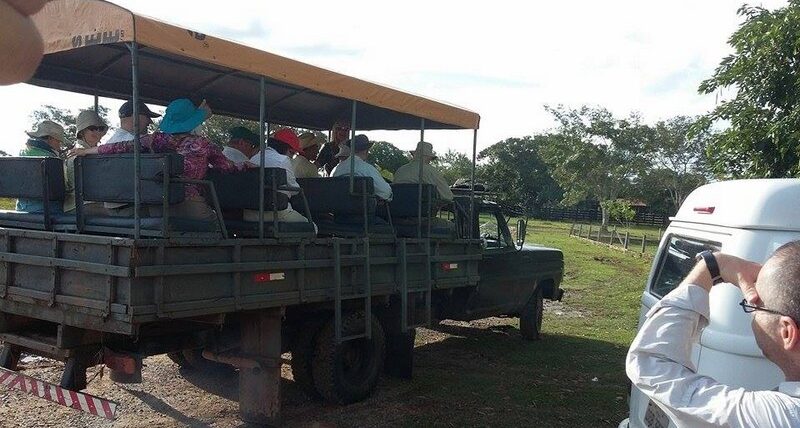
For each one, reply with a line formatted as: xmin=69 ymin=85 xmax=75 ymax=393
xmin=97 ymin=132 xmax=242 ymax=198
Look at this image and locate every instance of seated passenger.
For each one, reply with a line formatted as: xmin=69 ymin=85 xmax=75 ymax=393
xmin=222 ymin=126 xmax=259 ymax=166
xmin=394 ymin=141 xmax=454 ymax=202
xmin=331 ymin=135 xmax=393 ymax=202
xmin=245 ymin=129 xmax=314 ymax=226
xmin=63 ymin=110 xmax=109 ymax=215
xmin=71 ymin=98 xmax=245 ymax=223
xmin=16 ymin=120 xmax=65 ymax=214
xmin=103 ymin=100 xmax=160 ymax=145
xmin=292 ymin=132 xmax=324 ymax=178
xmin=317 ymin=119 xmax=350 ymax=176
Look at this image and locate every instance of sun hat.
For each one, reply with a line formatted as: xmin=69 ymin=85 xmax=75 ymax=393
xmin=412 ymin=141 xmax=436 ymax=160
xmin=343 ymin=134 xmax=372 ymax=152
xmin=26 ymin=120 xmax=65 ymax=142
xmin=272 ymin=128 xmax=302 ymax=153
xmin=298 ymin=132 xmax=325 ymax=150
xmin=159 ymin=98 xmax=209 ymax=134
xmin=118 ymin=100 xmax=160 ymax=119
xmin=228 ymin=126 xmax=259 ymax=147
xmin=75 ymin=110 xmax=108 ymax=136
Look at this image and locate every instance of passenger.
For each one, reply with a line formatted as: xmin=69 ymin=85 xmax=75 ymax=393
xmin=222 ymin=126 xmax=259 ymax=166
xmin=103 ymin=100 xmax=161 ymax=145
xmin=63 ymin=110 xmax=108 ymax=215
xmin=394 ymin=141 xmax=454 ymax=202
xmin=16 ymin=120 xmax=65 ymax=213
xmin=331 ymin=134 xmax=393 ymax=202
xmin=72 ymin=98 xmax=245 ymax=223
xmin=244 ymin=129 xmax=314 ymax=226
xmin=316 ymin=119 xmax=350 ymax=175
xmin=292 ymin=132 xmax=324 ymax=178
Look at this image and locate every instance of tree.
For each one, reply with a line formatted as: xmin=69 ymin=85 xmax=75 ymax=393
xmin=646 ymin=116 xmax=711 ymax=212
xmin=479 ymin=136 xmax=562 ymax=211
xmin=432 ymin=149 xmax=473 ymax=185
xmin=698 ymin=2 xmax=800 ymax=178
xmin=368 ymin=141 xmax=408 ymax=173
xmin=539 ymin=105 xmax=653 ymax=228
xmin=30 ymin=105 xmax=111 ymax=149
xmin=602 ymin=199 xmax=635 ymax=225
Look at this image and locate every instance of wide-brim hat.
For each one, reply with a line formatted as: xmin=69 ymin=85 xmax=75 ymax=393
xmin=159 ymin=98 xmax=208 ymax=134
xmin=299 ymin=132 xmax=325 ymax=149
xmin=228 ymin=126 xmax=259 ymax=147
xmin=344 ymin=134 xmax=372 ymax=152
xmin=75 ymin=110 xmax=108 ymax=136
xmin=26 ymin=120 xmax=65 ymax=142
xmin=272 ymin=128 xmax=302 ymax=153
xmin=412 ymin=141 xmax=436 ymax=159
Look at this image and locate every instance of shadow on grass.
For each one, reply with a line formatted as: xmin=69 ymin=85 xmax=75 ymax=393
xmin=177 ymin=321 xmax=630 ymax=428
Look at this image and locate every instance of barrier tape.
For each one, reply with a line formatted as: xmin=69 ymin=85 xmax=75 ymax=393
xmin=0 ymin=367 xmax=118 ymax=420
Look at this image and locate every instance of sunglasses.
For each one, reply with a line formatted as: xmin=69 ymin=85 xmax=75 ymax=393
xmin=739 ymin=298 xmax=795 ymax=321
xmin=86 ymin=126 xmax=108 ymax=132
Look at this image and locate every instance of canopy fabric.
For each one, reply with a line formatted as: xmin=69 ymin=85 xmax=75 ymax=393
xmin=30 ymin=0 xmax=480 ymax=131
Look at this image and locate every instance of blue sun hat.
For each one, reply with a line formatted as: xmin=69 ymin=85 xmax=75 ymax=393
xmin=158 ymin=98 xmax=209 ymax=134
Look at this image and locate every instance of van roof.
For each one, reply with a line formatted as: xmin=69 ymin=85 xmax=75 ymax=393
xmin=29 ymin=0 xmax=480 ymax=131
xmin=674 ymin=179 xmax=800 ymax=230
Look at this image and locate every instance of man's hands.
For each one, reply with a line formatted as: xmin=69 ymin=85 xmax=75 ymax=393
xmin=684 ymin=252 xmax=762 ymax=303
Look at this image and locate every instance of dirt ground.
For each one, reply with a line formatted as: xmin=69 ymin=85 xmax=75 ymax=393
xmin=0 ymin=316 xmax=538 ymax=428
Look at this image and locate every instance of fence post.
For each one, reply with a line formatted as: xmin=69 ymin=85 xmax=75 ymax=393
xmin=569 ymin=222 xmax=575 ymax=236
xmin=578 ymin=224 xmax=583 ymax=238
xmin=641 ymin=234 xmax=647 ymax=253
xmin=587 ymin=225 xmax=593 ymax=240
xmin=624 ymin=232 xmax=630 ymax=250
xmin=609 ymin=227 xmax=616 ymax=245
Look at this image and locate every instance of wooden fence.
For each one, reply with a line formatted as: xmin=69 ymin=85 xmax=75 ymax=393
xmin=535 ymin=207 xmax=670 ymax=227
xmin=568 ymin=223 xmax=662 ymax=254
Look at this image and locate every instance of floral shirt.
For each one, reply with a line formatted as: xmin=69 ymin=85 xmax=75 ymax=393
xmin=97 ymin=132 xmax=242 ymax=198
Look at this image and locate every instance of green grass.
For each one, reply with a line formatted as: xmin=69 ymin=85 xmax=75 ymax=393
xmin=0 ymin=198 xmax=14 ymax=210
xmin=390 ymin=220 xmax=652 ymax=427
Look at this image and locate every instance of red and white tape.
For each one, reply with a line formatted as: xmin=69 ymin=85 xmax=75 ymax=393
xmin=0 ymin=367 xmax=118 ymax=420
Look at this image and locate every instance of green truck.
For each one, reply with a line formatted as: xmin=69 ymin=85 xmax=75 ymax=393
xmin=0 ymin=1 xmax=564 ymax=425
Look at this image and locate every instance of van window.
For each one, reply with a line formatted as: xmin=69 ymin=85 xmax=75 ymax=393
xmin=650 ymin=235 xmax=720 ymax=298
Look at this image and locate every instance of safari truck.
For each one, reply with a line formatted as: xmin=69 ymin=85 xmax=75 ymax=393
xmin=620 ymin=179 xmax=800 ymax=428
xmin=0 ymin=1 xmax=563 ymax=426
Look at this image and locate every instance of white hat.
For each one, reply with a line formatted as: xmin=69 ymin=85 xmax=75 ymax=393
xmin=299 ymin=132 xmax=326 ymax=149
xmin=412 ymin=141 xmax=436 ymax=159
xmin=75 ymin=110 xmax=107 ymax=136
xmin=26 ymin=120 xmax=65 ymax=142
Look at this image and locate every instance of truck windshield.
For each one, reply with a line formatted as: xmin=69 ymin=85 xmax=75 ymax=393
xmin=650 ymin=235 xmax=720 ymax=298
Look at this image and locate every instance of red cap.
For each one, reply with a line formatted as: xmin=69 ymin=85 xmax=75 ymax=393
xmin=272 ymin=128 xmax=301 ymax=153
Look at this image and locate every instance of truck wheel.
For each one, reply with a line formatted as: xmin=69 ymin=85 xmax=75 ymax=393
xmin=290 ymin=319 xmax=325 ymax=399
xmin=312 ymin=311 xmax=385 ymax=404
xmin=0 ymin=344 xmax=20 ymax=370
xmin=519 ymin=288 xmax=544 ymax=341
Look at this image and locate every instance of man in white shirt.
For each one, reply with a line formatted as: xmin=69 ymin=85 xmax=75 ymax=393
xmin=626 ymin=243 xmax=800 ymax=427
xmin=245 ymin=129 xmax=313 ymax=227
xmin=222 ymin=126 xmax=259 ymax=166
xmin=103 ymin=100 xmax=160 ymax=145
xmin=331 ymin=134 xmax=392 ymax=202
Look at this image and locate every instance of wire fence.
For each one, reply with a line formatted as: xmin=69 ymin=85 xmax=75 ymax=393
xmin=568 ymin=222 xmax=663 ymax=255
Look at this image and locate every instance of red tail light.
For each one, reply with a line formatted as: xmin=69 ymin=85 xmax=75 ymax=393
xmin=693 ymin=206 xmax=715 ymax=214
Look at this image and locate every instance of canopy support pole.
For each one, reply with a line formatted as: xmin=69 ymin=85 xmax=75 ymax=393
xmin=128 ymin=42 xmax=141 ymax=239
xmin=93 ymin=95 xmax=99 ymax=112
xmin=348 ymin=100 xmax=357 ymax=195
xmin=417 ymin=119 xmax=425 ymax=238
xmin=469 ymin=129 xmax=478 ymax=239
xmin=258 ymin=77 xmax=266 ymax=239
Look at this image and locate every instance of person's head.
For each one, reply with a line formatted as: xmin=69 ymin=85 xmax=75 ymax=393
xmin=75 ymin=110 xmax=108 ymax=146
xmin=330 ymin=120 xmax=350 ymax=144
xmin=118 ymin=100 xmax=160 ymax=134
xmin=227 ymin=126 xmax=259 ymax=158
xmin=26 ymin=120 xmax=65 ymax=151
xmin=158 ymin=98 xmax=211 ymax=135
xmin=343 ymin=134 xmax=372 ymax=160
xmin=268 ymin=128 xmax=301 ymax=156
xmin=749 ymin=241 xmax=800 ymax=378
xmin=298 ymin=132 xmax=324 ymax=161
xmin=411 ymin=141 xmax=437 ymax=164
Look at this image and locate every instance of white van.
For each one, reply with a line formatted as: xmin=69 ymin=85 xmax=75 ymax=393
xmin=620 ymin=178 xmax=800 ymax=428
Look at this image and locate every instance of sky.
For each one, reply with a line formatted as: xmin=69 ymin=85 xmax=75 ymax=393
xmin=0 ymin=0 xmax=788 ymax=156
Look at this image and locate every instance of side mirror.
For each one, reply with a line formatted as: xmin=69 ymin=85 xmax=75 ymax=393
xmin=516 ymin=218 xmax=527 ymax=248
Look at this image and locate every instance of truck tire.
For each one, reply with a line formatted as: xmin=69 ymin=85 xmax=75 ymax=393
xmin=520 ymin=288 xmax=544 ymax=341
xmin=312 ymin=311 xmax=385 ymax=404
xmin=290 ymin=319 xmax=325 ymax=399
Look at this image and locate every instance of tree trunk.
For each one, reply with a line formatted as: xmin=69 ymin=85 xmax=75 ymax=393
xmin=600 ymin=205 xmax=610 ymax=231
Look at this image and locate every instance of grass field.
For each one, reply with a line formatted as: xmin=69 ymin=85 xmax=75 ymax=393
xmin=393 ymin=220 xmax=656 ymax=427
xmin=0 ymin=198 xmax=14 ymax=210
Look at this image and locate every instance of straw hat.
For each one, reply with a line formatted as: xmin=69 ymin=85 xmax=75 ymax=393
xmin=26 ymin=120 xmax=65 ymax=142
xmin=298 ymin=132 xmax=325 ymax=149
xmin=412 ymin=141 xmax=436 ymax=159
xmin=75 ymin=110 xmax=107 ymax=136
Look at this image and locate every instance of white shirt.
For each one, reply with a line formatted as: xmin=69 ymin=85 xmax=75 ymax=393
xmin=626 ymin=284 xmax=800 ymax=427
xmin=250 ymin=147 xmax=299 ymax=197
xmin=102 ymin=128 xmax=136 ymax=145
xmin=222 ymin=146 xmax=250 ymax=166
xmin=331 ymin=155 xmax=393 ymax=201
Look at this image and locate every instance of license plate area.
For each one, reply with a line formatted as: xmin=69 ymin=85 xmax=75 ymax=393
xmin=644 ymin=399 xmax=670 ymax=428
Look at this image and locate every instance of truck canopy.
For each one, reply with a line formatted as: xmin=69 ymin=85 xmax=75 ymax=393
xmin=30 ymin=0 xmax=481 ymax=132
